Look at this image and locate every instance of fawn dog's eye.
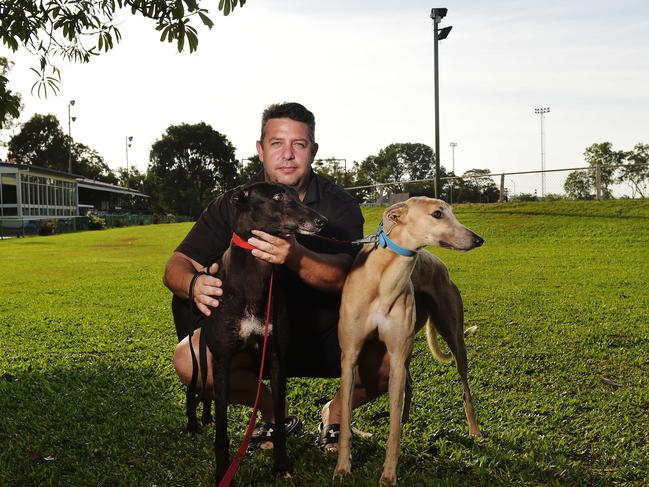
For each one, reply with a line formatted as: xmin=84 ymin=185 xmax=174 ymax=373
xmin=432 ymin=210 xmax=443 ymax=219
xmin=272 ymin=193 xmax=285 ymax=202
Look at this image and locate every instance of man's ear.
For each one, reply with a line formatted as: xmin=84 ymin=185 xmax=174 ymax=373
xmin=382 ymin=202 xmax=408 ymax=234
xmin=231 ymin=186 xmax=249 ymax=208
xmin=256 ymin=140 xmax=264 ymax=163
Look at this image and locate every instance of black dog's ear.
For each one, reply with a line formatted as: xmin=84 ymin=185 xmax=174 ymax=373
xmin=231 ymin=187 xmax=249 ymax=208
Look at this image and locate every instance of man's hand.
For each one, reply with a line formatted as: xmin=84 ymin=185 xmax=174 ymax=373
xmin=248 ymin=230 xmax=300 ymax=266
xmin=192 ymin=262 xmax=222 ymax=316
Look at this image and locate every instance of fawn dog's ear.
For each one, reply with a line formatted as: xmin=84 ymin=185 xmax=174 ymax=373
xmin=230 ymin=186 xmax=249 ymax=208
xmin=382 ymin=202 xmax=408 ymax=235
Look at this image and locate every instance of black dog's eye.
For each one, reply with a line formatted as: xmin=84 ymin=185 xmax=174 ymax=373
xmin=272 ymin=193 xmax=285 ymax=202
xmin=432 ymin=210 xmax=443 ymax=219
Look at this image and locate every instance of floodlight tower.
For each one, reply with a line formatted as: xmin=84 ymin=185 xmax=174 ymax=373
xmin=125 ymin=136 xmax=133 ymax=183
xmin=449 ymin=142 xmax=457 ymax=203
xmin=431 ymin=8 xmax=452 ymax=198
xmin=534 ymin=107 xmax=550 ymax=197
xmin=67 ymin=100 xmax=76 ymax=173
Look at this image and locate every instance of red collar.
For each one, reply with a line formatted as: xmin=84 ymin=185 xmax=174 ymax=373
xmin=231 ymin=232 xmax=256 ymax=251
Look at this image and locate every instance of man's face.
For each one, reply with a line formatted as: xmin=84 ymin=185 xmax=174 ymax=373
xmin=256 ymin=118 xmax=318 ymax=194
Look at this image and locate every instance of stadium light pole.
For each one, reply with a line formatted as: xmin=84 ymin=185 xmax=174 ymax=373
xmin=431 ymin=8 xmax=452 ymax=199
xmin=449 ymin=142 xmax=457 ymax=203
xmin=125 ymin=136 xmax=133 ymax=185
xmin=449 ymin=142 xmax=457 ymax=174
xmin=534 ymin=107 xmax=550 ymax=197
xmin=67 ymin=100 xmax=76 ymax=173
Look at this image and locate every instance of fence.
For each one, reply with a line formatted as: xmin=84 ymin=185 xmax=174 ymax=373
xmin=344 ymin=164 xmax=649 ymax=205
xmin=0 ymin=213 xmax=194 ymax=239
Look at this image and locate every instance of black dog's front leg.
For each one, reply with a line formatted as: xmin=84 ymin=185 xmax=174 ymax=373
xmin=186 ymin=388 xmax=200 ymax=433
xmin=269 ymin=333 xmax=290 ymax=477
xmin=212 ymin=348 xmax=231 ymax=483
xmin=202 ymin=399 xmax=213 ymax=426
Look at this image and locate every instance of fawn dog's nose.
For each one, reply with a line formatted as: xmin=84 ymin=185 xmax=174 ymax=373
xmin=473 ymin=234 xmax=485 ymax=247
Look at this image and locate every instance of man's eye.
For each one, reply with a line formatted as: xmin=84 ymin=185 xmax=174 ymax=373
xmin=432 ymin=210 xmax=443 ymax=219
xmin=294 ymin=142 xmax=306 ymax=149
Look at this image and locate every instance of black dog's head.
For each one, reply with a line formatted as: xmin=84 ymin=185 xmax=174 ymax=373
xmin=230 ymin=182 xmax=327 ymax=238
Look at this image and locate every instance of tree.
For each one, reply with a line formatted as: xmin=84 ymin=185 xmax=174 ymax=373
xmin=355 ymin=142 xmax=439 ymax=195
xmin=584 ymin=142 xmax=625 ymax=199
xmin=7 ymin=114 xmax=69 ymax=168
xmin=7 ymin=113 xmax=115 ymax=182
xmin=313 ymin=158 xmax=346 ymax=186
xmin=72 ymin=142 xmax=117 ymax=183
xmin=358 ymin=143 xmax=435 ymax=184
xmin=618 ymin=143 xmax=649 ymax=198
xmin=117 ymin=167 xmax=145 ymax=191
xmin=238 ymin=154 xmax=263 ymax=183
xmin=0 ymin=0 xmax=247 ymax=121
xmin=564 ymin=142 xmax=626 ymax=199
xmin=564 ymin=170 xmax=594 ymax=200
xmin=0 ymin=57 xmax=21 ymax=130
xmin=455 ymin=169 xmax=500 ymax=203
xmin=148 ymin=122 xmax=238 ymax=217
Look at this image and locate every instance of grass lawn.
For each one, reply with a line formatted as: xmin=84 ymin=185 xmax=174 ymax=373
xmin=1 ymin=200 xmax=647 ymax=486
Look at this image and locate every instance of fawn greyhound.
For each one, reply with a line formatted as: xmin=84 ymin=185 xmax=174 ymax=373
xmin=333 ymin=197 xmax=484 ymax=486
xmin=182 ymin=181 xmax=326 ymax=483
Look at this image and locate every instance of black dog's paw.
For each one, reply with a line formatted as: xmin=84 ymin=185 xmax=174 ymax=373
xmin=274 ymin=457 xmax=292 ymax=479
xmin=275 ymin=469 xmax=292 ymax=479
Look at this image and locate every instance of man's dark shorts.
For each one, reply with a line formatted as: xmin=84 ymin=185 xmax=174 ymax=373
xmin=286 ymin=324 xmax=341 ymax=378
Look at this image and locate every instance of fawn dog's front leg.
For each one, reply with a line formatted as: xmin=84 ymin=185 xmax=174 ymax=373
xmin=333 ymin=345 xmax=360 ymax=478
xmin=379 ymin=300 xmax=415 ymax=487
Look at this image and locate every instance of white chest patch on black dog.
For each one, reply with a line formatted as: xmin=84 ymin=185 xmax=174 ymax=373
xmin=238 ymin=313 xmax=272 ymax=339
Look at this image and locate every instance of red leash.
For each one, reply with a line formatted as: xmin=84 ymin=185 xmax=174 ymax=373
xmin=218 ymin=236 xmax=274 ymax=487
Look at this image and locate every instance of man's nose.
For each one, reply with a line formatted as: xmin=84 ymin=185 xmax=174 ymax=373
xmin=282 ymin=144 xmax=295 ymax=160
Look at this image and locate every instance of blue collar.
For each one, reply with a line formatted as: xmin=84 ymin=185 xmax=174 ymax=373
xmin=376 ymin=222 xmax=417 ymax=257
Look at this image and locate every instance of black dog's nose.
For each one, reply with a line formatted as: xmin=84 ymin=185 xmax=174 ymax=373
xmin=473 ymin=235 xmax=485 ymax=247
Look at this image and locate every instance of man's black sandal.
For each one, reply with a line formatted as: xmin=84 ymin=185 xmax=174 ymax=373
xmin=246 ymin=416 xmax=302 ymax=453
xmin=318 ymin=422 xmax=341 ymax=451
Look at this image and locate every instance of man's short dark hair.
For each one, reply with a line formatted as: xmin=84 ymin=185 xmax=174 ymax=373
xmin=260 ymin=102 xmax=316 ymax=143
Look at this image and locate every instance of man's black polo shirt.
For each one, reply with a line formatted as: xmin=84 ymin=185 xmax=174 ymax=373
xmin=176 ymin=170 xmax=364 ymax=358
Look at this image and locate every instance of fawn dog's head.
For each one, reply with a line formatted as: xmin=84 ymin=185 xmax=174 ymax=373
xmin=381 ymin=197 xmax=484 ymax=252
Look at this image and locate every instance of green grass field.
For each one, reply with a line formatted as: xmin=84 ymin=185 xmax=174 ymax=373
xmin=1 ymin=200 xmax=648 ymax=486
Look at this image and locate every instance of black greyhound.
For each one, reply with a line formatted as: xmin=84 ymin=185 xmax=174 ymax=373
xmin=175 ymin=181 xmax=326 ymax=482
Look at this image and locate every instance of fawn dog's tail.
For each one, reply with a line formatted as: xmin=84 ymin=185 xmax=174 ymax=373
xmin=425 ymin=321 xmax=477 ymax=364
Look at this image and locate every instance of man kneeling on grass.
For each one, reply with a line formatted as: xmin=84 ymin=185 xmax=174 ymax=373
xmin=164 ymin=102 xmax=391 ymax=451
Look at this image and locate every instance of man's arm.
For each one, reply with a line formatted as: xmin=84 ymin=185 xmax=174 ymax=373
xmin=248 ymin=231 xmax=352 ymax=293
xmin=163 ymin=251 xmax=222 ymax=316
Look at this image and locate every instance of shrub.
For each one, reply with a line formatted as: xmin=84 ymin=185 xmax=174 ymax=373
xmin=87 ymin=211 xmax=106 ymax=230
xmin=37 ymin=219 xmax=56 ymax=236
xmin=152 ymin=213 xmax=162 ymax=224
xmin=166 ymin=213 xmax=176 ymax=223
xmin=114 ymin=218 xmax=125 ymax=228
xmin=513 ymin=192 xmax=538 ymax=202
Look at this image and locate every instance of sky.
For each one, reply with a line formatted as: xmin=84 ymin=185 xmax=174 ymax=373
xmin=1 ymin=0 xmax=648 ymax=195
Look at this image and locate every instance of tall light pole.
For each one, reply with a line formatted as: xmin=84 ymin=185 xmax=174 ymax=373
xmin=125 ymin=136 xmax=133 ymax=185
xmin=431 ymin=8 xmax=452 ymax=199
xmin=449 ymin=142 xmax=457 ymax=203
xmin=449 ymin=142 xmax=457 ymax=174
xmin=534 ymin=107 xmax=550 ymax=197
xmin=67 ymin=100 xmax=76 ymax=173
